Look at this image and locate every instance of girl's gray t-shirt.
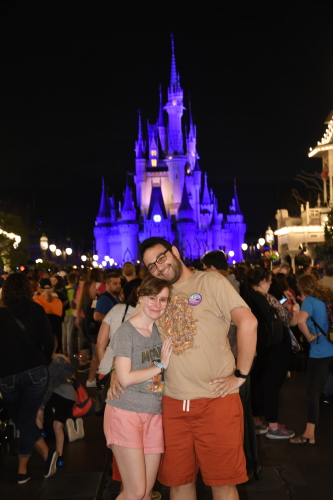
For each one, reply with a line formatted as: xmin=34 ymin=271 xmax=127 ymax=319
xmin=106 ymin=320 xmax=163 ymax=414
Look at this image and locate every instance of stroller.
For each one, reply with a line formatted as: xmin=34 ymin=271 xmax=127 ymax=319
xmin=0 ymin=394 xmax=16 ymax=469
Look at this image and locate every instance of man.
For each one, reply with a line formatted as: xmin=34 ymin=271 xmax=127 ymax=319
xmin=122 ymin=262 xmax=142 ymax=302
xmin=93 ymin=273 xmax=122 ymax=323
xmin=202 ymin=250 xmax=240 ymax=293
xmin=62 ymin=273 xmax=78 ymax=358
xmin=202 ymin=251 xmax=260 ymax=480
xmin=138 ymin=238 xmax=257 ymax=500
xmin=318 ymin=260 xmax=333 ymax=289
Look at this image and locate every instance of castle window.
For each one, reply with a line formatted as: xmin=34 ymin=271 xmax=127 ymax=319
xmin=172 ymin=99 xmax=177 ymax=106
xmin=153 ymin=214 xmax=162 ymax=223
xmin=151 ymin=150 xmax=157 ymax=156
xmin=151 ymin=159 xmax=157 ymax=167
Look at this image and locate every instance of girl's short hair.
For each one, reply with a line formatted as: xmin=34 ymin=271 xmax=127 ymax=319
xmin=137 ymin=276 xmax=172 ymax=301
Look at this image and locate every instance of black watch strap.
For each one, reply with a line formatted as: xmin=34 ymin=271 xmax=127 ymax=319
xmin=234 ymin=369 xmax=248 ymax=379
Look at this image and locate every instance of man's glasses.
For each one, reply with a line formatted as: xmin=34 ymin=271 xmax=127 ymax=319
xmin=146 ymin=296 xmax=168 ymax=307
xmin=147 ymin=248 xmax=170 ymax=273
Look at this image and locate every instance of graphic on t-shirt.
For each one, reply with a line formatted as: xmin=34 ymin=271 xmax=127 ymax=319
xmin=142 ymin=347 xmax=161 ymax=363
xmin=148 ymin=374 xmax=164 ymax=393
xmin=188 ymin=293 xmax=202 ymax=306
xmin=158 ymin=295 xmax=198 ymax=355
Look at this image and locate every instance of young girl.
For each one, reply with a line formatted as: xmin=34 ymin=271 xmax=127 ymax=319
xmin=104 ymin=276 xmax=173 ymax=500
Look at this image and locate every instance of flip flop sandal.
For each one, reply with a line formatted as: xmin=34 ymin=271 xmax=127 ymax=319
xmin=290 ymin=435 xmax=315 ymax=445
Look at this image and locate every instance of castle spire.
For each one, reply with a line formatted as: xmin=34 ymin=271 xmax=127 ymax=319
xmin=201 ymin=173 xmax=211 ymax=204
xmin=158 ymin=85 xmax=164 ymax=127
xmin=170 ymin=34 xmax=177 ymax=87
xmin=122 ymin=184 xmax=136 ymax=213
xmin=233 ymin=178 xmax=242 ymax=214
xmin=97 ymin=178 xmax=111 ymax=218
xmin=178 ymin=181 xmax=194 ymax=221
xmin=135 ymin=110 xmax=145 ymax=159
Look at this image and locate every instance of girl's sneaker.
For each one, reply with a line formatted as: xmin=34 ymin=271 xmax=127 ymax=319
xmin=18 ymin=473 xmax=31 ymax=484
xmin=75 ymin=418 xmax=85 ymax=440
xmin=254 ymin=421 xmax=268 ymax=435
xmin=266 ymin=424 xmax=295 ymax=439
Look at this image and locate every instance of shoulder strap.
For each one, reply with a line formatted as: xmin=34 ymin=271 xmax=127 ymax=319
xmin=309 ymin=316 xmax=326 ymax=336
xmin=121 ymin=304 xmax=130 ymax=323
xmin=4 ymin=306 xmax=42 ymax=351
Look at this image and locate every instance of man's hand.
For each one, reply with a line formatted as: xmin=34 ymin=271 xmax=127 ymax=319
xmin=107 ymin=369 xmax=125 ymax=400
xmin=209 ymin=374 xmax=245 ymax=397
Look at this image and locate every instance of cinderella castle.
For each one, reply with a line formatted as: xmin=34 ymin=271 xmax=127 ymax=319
xmin=94 ymin=38 xmax=246 ymax=264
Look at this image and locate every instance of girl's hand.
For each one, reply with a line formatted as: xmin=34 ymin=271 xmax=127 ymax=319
xmin=160 ymin=337 xmax=173 ymax=369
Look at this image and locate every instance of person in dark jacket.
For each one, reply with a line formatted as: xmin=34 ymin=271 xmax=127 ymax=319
xmin=0 ymin=273 xmax=58 ymax=484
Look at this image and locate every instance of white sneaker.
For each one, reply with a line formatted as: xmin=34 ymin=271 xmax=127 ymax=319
xmin=86 ymin=380 xmax=97 ymax=388
xmin=75 ymin=418 xmax=85 ymax=440
xmin=65 ymin=418 xmax=78 ymax=443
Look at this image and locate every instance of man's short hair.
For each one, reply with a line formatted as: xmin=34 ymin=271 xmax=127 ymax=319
xmin=123 ymin=262 xmax=136 ymax=276
xmin=325 ymin=260 xmax=333 ymax=277
xmin=139 ymin=237 xmax=172 ymax=262
xmin=201 ymin=251 xmax=228 ymax=271
xmin=105 ymin=272 xmax=120 ymax=283
xmin=67 ymin=273 xmax=78 ymax=285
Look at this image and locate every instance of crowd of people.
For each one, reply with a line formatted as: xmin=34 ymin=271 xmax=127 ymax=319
xmin=1 ymin=241 xmax=333 ymax=500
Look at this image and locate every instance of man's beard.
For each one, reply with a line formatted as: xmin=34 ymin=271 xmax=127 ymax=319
xmin=156 ymin=256 xmax=183 ymax=284
xmin=112 ymin=289 xmax=121 ymax=297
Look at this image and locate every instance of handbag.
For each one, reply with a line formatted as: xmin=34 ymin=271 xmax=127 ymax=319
xmin=95 ymin=373 xmax=111 ymax=416
xmin=94 ymin=304 xmax=129 ymax=416
xmin=72 ymin=379 xmax=94 ymax=418
xmin=4 ymin=307 xmax=47 ymax=360
xmin=266 ymin=306 xmax=284 ymax=347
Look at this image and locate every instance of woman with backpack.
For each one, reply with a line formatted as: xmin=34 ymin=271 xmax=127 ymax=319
xmin=290 ymin=275 xmax=333 ymax=445
xmin=241 ymin=267 xmax=295 ymax=440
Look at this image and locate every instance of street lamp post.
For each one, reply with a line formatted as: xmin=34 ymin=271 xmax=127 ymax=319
xmin=265 ymin=226 xmax=274 ymax=270
xmin=40 ymin=234 xmax=48 ymax=261
xmin=241 ymin=243 xmax=248 ymax=261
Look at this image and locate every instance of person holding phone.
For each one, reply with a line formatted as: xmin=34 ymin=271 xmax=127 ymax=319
xmin=103 ymin=276 xmax=173 ymax=500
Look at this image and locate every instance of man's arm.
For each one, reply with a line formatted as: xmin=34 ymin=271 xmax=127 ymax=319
xmin=94 ymin=311 xmax=106 ymax=322
xmin=95 ymin=321 xmax=110 ymax=362
xmin=209 ymin=307 xmax=257 ymax=397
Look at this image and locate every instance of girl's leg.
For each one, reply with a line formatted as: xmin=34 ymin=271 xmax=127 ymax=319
xmin=111 ymin=445 xmax=146 ymax=500
xmin=53 ymin=420 xmax=65 ymax=456
xmin=143 ymin=453 xmax=161 ymax=500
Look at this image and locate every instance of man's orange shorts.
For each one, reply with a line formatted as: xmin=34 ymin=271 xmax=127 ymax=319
xmin=158 ymin=394 xmax=248 ymax=487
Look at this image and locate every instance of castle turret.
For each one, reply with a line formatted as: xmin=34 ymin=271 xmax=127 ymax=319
xmin=158 ymin=85 xmax=167 ymax=153
xmin=165 ymin=36 xmax=185 ymax=155
xmin=225 ymin=179 xmax=246 ymax=262
xmin=118 ymin=184 xmax=138 ymax=264
xmin=134 ymin=111 xmax=147 ymax=209
xmin=94 ymin=178 xmax=112 ymax=260
xmin=178 ymin=180 xmax=196 ymax=259
xmin=186 ymin=100 xmax=197 ymax=171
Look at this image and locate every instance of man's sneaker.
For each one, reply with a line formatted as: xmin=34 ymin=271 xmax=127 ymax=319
xmin=18 ymin=473 xmax=31 ymax=484
xmin=44 ymin=450 xmax=58 ymax=478
xmin=75 ymin=418 xmax=85 ymax=440
xmin=65 ymin=418 xmax=78 ymax=443
xmin=86 ymin=379 xmax=97 ymax=388
xmin=56 ymin=456 xmax=65 ymax=467
xmin=254 ymin=421 xmax=268 ymax=435
xmin=266 ymin=424 xmax=295 ymax=439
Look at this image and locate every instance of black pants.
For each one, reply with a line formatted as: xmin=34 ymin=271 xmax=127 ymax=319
xmin=307 ymin=356 xmax=333 ymax=424
xmin=251 ymin=337 xmax=294 ymax=423
xmin=239 ymin=376 xmax=260 ymax=473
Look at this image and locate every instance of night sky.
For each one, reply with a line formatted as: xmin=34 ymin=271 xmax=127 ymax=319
xmin=1 ymin=3 xmax=333 ymax=251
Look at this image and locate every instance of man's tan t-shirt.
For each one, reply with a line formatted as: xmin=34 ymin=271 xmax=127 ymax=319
xmin=157 ymin=270 xmax=249 ymax=400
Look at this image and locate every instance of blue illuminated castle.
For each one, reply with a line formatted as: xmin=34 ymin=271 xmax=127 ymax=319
xmin=94 ymin=39 xmax=246 ymax=264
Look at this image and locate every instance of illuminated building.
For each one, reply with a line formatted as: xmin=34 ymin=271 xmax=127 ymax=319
xmin=94 ymin=38 xmax=246 ymax=264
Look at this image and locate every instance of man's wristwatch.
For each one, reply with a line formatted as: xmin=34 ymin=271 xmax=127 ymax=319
xmin=153 ymin=361 xmax=165 ymax=373
xmin=234 ymin=369 xmax=248 ymax=379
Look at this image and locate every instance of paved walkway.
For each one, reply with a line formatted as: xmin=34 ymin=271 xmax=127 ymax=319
xmin=2 ymin=369 xmax=333 ymax=500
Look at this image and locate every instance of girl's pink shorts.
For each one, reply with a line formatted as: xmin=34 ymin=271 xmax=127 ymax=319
xmin=104 ymin=404 xmax=164 ymax=454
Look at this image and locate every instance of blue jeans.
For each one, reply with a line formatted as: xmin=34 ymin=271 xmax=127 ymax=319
xmin=0 ymin=365 xmax=48 ymax=457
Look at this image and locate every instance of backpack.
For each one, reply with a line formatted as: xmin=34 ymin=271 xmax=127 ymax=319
xmin=266 ymin=306 xmax=284 ymax=348
xmin=63 ymin=287 xmax=75 ymax=311
xmin=310 ymin=300 xmax=333 ymax=344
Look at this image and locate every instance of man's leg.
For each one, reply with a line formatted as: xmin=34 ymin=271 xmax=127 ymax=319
xmin=211 ymin=485 xmax=239 ymax=500
xmin=170 ymin=483 xmax=196 ymax=500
